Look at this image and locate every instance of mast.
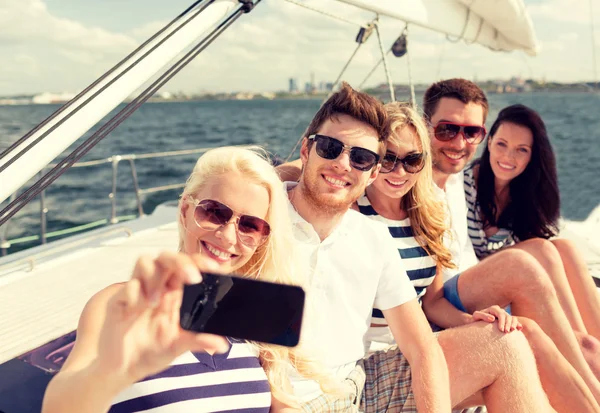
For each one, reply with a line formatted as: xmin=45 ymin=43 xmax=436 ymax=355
xmin=0 ymin=0 xmax=240 ymax=205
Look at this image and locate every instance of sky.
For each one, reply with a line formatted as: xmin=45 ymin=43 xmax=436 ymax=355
xmin=0 ymin=0 xmax=598 ymax=95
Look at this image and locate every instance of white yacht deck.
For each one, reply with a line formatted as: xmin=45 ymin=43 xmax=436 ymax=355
xmin=0 ymin=204 xmax=179 ymax=364
xmin=0 ymin=203 xmax=598 ymax=413
xmin=0 ymin=204 xmax=599 ymax=365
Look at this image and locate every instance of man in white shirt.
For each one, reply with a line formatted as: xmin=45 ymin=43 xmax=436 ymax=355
xmin=280 ymin=82 xmax=553 ymax=412
xmin=425 ymin=78 xmax=600 ymax=402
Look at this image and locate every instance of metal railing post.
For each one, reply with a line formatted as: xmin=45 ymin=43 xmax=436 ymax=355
xmin=127 ymin=158 xmax=145 ymax=217
xmin=1 ymin=146 xmax=216 ymax=255
xmin=39 ymin=170 xmax=48 ymax=244
xmin=109 ymin=156 xmax=121 ymax=224
xmin=0 ymin=193 xmax=17 ymax=256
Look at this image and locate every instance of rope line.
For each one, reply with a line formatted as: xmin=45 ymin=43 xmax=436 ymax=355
xmin=446 ymin=7 xmax=471 ymax=43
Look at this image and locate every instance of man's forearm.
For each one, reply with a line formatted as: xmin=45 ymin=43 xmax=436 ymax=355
xmin=423 ymin=296 xmax=473 ymax=329
xmin=275 ymin=159 xmax=303 ymax=182
xmin=410 ymin=338 xmax=451 ymax=412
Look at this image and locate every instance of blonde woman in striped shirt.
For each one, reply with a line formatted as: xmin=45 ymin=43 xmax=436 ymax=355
xmin=42 ymin=147 xmax=336 ymax=413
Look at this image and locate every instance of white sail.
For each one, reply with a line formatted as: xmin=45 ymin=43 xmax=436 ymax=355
xmin=336 ymin=0 xmax=539 ymax=55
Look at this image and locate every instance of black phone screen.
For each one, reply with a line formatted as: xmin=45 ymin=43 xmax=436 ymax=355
xmin=180 ymin=273 xmax=305 ymax=347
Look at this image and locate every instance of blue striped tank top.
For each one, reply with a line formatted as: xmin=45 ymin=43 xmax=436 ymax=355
xmin=357 ymin=194 xmax=437 ymax=325
xmin=108 ymin=340 xmax=271 ymax=413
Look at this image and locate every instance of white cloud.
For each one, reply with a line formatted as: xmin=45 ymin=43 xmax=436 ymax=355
xmin=528 ymin=0 xmax=600 ymax=24
xmin=128 ymin=20 xmax=169 ymax=41
xmin=0 ymin=0 xmax=138 ymax=94
xmin=0 ymin=0 xmax=597 ymax=95
xmin=539 ymin=39 xmax=566 ymax=51
xmin=0 ymin=0 xmax=136 ymax=51
xmin=559 ymin=32 xmax=579 ymax=41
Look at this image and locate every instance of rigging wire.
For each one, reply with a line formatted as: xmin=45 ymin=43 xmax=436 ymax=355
xmin=281 ymin=0 xmax=367 ymax=28
xmin=0 ymin=0 xmax=213 ymax=168
xmin=330 ymin=22 xmax=375 ymax=91
xmin=357 ymin=25 xmax=407 ymax=90
xmin=331 ymin=43 xmax=365 ymax=92
xmin=403 ymin=24 xmax=416 ymax=107
xmin=0 ymin=1 xmax=258 ymax=227
xmin=284 ymin=20 xmax=376 ymax=162
xmin=374 ymin=19 xmax=395 ymax=102
xmin=357 ymin=50 xmax=389 ymax=89
xmin=284 ymin=22 xmax=378 ymax=162
xmin=435 ymin=41 xmax=446 ymax=80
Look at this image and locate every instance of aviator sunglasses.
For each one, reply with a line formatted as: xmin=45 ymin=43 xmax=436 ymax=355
xmin=433 ymin=122 xmax=487 ymax=144
xmin=380 ymin=151 xmax=426 ymax=174
xmin=186 ymin=197 xmax=271 ymax=247
xmin=308 ymin=134 xmax=380 ymax=171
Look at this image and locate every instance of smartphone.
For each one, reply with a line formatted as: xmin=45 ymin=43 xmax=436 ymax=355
xmin=180 ymin=272 xmax=305 ymax=347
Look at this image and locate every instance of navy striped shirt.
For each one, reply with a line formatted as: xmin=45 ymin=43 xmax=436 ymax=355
xmin=357 ymin=195 xmax=437 ymax=325
xmin=109 ymin=340 xmax=271 ymax=413
xmin=464 ymin=163 xmax=517 ymax=259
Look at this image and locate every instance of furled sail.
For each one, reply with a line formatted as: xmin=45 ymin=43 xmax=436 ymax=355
xmin=336 ymin=0 xmax=539 ymax=56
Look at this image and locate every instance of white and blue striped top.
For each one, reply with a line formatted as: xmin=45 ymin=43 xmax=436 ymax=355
xmin=357 ymin=194 xmax=437 ymax=325
xmin=108 ymin=340 xmax=271 ymax=413
xmin=464 ymin=164 xmax=517 ymax=259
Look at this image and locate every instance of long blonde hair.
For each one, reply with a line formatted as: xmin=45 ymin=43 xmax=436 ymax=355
xmin=385 ymin=103 xmax=455 ymax=272
xmin=178 ymin=146 xmax=342 ymax=406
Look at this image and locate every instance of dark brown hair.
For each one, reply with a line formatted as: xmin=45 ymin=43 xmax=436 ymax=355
xmin=477 ymin=104 xmax=560 ymax=240
xmin=423 ymin=78 xmax=489 ymax=123
xmin=304 ymin=82 xmax=390 ymax=155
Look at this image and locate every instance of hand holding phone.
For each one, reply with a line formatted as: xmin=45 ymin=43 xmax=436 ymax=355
xmin=180 ymin=273 xmax=305 ymax=347
xmin=92 ymin=253 xmax=230 ymax=387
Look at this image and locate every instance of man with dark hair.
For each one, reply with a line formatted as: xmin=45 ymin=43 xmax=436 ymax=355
xmin=282 ymin=82 xmax=554 ymax=412
xmin=423 ymin=78 xmax=600 ymax=403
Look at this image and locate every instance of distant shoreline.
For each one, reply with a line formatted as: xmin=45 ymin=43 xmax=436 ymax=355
xmin=0 ymin=88 xmax=598 ymax=106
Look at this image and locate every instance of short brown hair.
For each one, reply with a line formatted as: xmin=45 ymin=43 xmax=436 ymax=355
xmin=304 ymin=82 xmax=390 ymax=156
xmin=423 ymin=78 xmax=489 ymax=123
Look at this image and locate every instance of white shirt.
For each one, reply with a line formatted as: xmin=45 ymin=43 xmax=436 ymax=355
xmin=285 ymin=182 xmax=417 ymax=401
xmin=435 ymin=173 xmax=479 ymax=282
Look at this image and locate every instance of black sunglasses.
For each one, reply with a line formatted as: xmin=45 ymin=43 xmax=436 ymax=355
xmin=187 ymin=198 xmax=270 ymax=247
xmin=307 ymin=134 xmax=380 ymax=171
xmin=380 ymin=152 xmax=426 ymax=174
xmin=433 ymin=122 xmax=487 ymax=144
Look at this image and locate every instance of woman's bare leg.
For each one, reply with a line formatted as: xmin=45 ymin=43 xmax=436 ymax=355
xmin=457 ymin=248 xmax=600 ymax=403
xmin=514 ymin=238 xmax=600 ymax=382
xmin=436 ymin=323 xmax=555 ymax=413
xmin=551 ymin=238 xmax=600 ymax=340
xmin=512 ymin=238 xmax=587 ymax=333
xmin=519 ymin=317 xmax=600 ymax=412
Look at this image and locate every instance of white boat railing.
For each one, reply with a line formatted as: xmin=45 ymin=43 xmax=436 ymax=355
xmin=0 ymin=147 xmax=215 ymax=256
